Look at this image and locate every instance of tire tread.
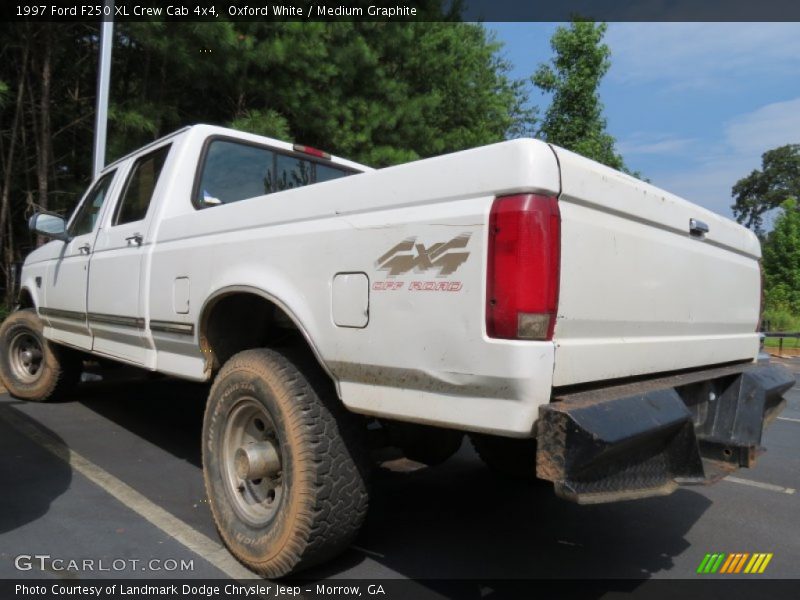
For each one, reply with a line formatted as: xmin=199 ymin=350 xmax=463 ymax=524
xmin=204 ymin=347 xmax=368 ymax=577
xmin=0 ymin=308 xmax=81 ymax=402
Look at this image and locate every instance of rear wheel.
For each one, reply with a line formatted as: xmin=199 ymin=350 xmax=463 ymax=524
xmin=203 ymin=348 xmax=369 ymax=577
xmin=0 ymin=308 xmax=81 ymax=402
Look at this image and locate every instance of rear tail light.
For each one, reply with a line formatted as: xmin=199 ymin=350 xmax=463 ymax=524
xmin=486 ymin=193 xmax=561 ymax=340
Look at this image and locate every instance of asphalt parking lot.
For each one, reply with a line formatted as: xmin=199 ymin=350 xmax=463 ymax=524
xmin=1 ymin=357 xmax=798 ymax=585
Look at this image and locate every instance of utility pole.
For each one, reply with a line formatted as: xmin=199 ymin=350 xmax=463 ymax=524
xmin=92 ymin=0 xmax=114 ymax=179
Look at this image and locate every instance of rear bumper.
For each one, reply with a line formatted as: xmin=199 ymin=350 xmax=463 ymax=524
xmin=536 ymin=361 xmax=795 ymax=504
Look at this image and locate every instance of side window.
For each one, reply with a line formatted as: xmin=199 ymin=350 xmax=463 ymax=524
xmin=274 ymin=154 xmax=311 ymax=191
xmin=114 ymin=144 xmax=170 ymax=226
xmin=195 ymin=139 xmax=357 ymax=208
xmin=316 ymin=162 xmax=351 ymax=184
xmin=197 ymin=141 xmax=275 ymax=206
xmin=68 ymin=171 xmax=116 ymax=237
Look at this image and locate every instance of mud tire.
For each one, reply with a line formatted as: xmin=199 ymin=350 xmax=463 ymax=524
xmin=203 ymin=348 xmax=369 ymax=577
xmin=0 ymin=308 xmax=82 ymax=402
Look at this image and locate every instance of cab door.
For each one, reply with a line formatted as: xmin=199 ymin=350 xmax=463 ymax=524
xmin=87 ymin=143 xmax=171 ymax=365
xmin=42 ymin=170 xmax=118 ymax=350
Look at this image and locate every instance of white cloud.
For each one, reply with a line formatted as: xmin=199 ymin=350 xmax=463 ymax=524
xmin=602 ymin=23 xmax=800 ymax=219
xmin=606 ymin=23 xmax=800 ymax=90
xmin=617 ymin=132 xmax=696 ymax=156
xmin=643 ymin=97 xmax=800 ymax=219
xmin=654 ymin=161 xmax=754 ymax=217
xmin=724 ymin=97 xmax=800 ymax=156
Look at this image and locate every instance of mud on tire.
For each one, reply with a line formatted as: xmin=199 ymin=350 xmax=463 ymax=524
xmin=202 ymin=348 xmax=369 ymax=578
xmin=0 ymin=308 xmax=82 ymax=402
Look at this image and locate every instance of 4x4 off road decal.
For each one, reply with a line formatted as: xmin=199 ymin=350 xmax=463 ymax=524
xmin=373 ymin=232 xmax=471 ymax=293
xmin=375 ymin=233 xmax=471 ymax=277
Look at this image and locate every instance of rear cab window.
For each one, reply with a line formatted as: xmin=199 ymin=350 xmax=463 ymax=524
xmin=194 ymin=138 xmax=357 ymax=208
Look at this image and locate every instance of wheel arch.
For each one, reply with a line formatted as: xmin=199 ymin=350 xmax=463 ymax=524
xmin=198 ymin=285 xmax=339 ymax=395
xmin=17 ymin=287 xmax=36 ymax=310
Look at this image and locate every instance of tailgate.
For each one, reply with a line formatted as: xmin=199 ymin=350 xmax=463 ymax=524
xmin=551 ymin=146 xmax=762 ymax=387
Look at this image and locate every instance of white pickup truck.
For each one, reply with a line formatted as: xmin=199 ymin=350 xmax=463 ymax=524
xmin=1 ymin=125 xmax=793 ymax=577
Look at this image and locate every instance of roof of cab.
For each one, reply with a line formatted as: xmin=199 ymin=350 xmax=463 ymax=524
xmin=101 ymin=124 xmax=372 ymax=175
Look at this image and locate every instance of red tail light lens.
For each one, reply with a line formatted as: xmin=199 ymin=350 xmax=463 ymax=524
xmin=486 ymin=194 xmax=561 ymax=340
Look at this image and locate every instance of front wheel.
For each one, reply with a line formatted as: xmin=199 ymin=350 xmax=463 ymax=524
xmin=202 ymin=348 xmax=369 ymax=577
xmin=0 ymin=308 xmax=81 ymax=401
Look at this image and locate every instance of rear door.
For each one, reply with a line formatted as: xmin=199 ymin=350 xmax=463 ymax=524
xmin=87 ymin=143 xmax=171 ymax=365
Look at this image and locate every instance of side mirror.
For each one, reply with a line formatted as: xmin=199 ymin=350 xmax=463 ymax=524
xmin=29 ymin=212 xmax=69 ymax=242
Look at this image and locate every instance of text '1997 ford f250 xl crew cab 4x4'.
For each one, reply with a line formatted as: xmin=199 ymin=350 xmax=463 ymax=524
xmin=0 ymin=125 xmax=793 ymax=577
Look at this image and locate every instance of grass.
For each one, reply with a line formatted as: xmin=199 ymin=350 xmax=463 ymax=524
xmin=763 ymin=335 xmax=800 ymax=349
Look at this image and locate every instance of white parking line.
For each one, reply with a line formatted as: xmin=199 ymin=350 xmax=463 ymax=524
xmin=777 ymin=416 xmax=800 ymax=423
xmin=0 ymin=405 xmax=257 ymax=581
xmin=724 ymin=475 xmax=796 ymax=495
xmin=351 ymin=545 xmax=386 ymax=559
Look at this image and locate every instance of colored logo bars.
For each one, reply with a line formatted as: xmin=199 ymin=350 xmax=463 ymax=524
xmin=697 ymin=553 xmax=773 ymax=574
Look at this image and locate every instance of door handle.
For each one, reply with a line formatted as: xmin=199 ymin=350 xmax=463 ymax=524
xmin=126 ymin=233 xmax=143 ymax=247
xmin=689 ymin=218 xmax=709 ymax=237
xmin=78 ymin=243 xmax=91 ymax=255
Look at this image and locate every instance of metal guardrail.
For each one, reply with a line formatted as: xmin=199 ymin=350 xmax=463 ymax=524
xmin=763 ymin=332 xmax=800 ymax=356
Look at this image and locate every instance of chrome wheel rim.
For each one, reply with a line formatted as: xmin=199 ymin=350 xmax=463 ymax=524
xmin=9 ymin=331 xmax=44 ymax=384
xmin=222 ymin=397 xmax=284 ymax=526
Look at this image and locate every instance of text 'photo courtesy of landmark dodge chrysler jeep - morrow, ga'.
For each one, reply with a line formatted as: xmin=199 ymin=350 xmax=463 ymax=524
xmin=0 ymin=125 xmax=793 ymax=577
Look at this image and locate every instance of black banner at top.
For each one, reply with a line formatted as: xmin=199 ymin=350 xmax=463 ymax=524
xmin=5 ymin=0 xmax=800 ymax=22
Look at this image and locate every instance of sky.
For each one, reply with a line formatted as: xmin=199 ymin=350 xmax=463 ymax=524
xmin=489 ymin=23 xmax=800 ymax=222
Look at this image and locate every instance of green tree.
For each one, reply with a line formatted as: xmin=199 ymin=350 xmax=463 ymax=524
xmin=762 ymin=199 xmax=800 ymax=319
xmin=106 ymin=20 xmax=533 ymax=167
xmin=0 ymin=17 xmax=534 ymax=301
xmin=533 ymin=21 xmax=625 ymax=171
xmin=732 ymin=144 xmax=800 ymax=236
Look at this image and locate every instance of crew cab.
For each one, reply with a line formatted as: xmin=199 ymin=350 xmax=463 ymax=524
xmin=1 ymin=125 xmax=793 ymax=577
